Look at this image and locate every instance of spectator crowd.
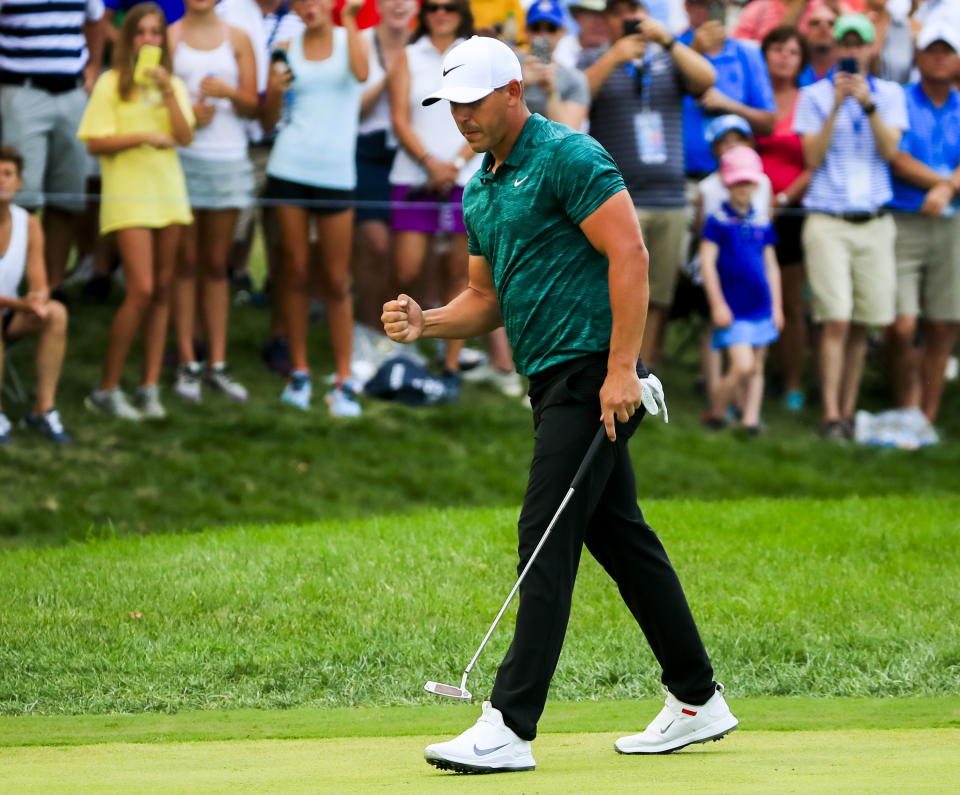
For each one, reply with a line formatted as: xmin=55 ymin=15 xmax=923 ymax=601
xmin=0 ymin=0 xmax=958 ymax=446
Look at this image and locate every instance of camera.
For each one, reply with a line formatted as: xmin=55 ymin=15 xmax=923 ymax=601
xmin=622 ymin=18 xmax=641 ymax=37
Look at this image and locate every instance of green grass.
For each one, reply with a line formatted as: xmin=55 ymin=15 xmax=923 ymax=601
xmin=1 ymin=497 xmax=957 ymax=716
xmin=0 ymin=298 xmax=958 ymax=546
xmin=2 ymin=728 xmax=959 ymax=793
xmin=2 ymin=700 xmax=958 ymax=793
xmin=2 ymin=697 xmax=958 ymax=747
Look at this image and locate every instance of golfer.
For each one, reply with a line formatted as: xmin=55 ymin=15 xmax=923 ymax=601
xmin=381 ymin=35 xmax=738 ymax=774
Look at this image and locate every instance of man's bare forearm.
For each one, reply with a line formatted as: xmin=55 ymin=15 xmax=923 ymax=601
xmin=607 ymin=245 xmax=649 ymax=370
xmin=422 ymin=288 xmax=503 ymax=340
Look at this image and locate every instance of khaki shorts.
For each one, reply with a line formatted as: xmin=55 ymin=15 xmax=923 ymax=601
xmin=636 ymin=207 xmax=687 ymax=308
xmin=0 ymin=84 xmax=87 ymax=212
xmin=802 ymin=212 xmax=896 ymax=325
xmin=894 ymin=212 xmax=960 ymax=322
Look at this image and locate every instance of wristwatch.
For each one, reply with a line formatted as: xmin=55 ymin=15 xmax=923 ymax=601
xmin=776 ymin=192 xmax=790 ymax=207
xmin=453 ymin=155 xmax=467 ymax=170
xmin=863 ymin=102 xmax=877 ymax=115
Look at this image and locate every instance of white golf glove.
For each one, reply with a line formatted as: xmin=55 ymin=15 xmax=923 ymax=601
xmin=640 ymin=373 xmax=669 ymax=423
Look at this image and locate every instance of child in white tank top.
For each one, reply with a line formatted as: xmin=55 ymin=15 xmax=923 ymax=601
xmin=0 ymin=146 xmax=71 ymax=444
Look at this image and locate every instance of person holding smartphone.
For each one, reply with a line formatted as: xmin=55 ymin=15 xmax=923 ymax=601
xmin=580 ymin=0 xmax=715 ymax=368
xmin=171 ymin=0 xmax=259 ymax=405
xmin=794 ymin=13 xmax=907 ymax=440
xmin=679 ymin=0 xmax=776 ymax=179
xmin=261 ymin=0 xmax=369 ymax=416
xmin=78 ymin=3 xmax=195 ymax=421
xmin=520 ymin=0 xmax=590 ymax=129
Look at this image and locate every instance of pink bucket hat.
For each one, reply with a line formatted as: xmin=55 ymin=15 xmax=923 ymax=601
xmin=720 ymin=146 xmax=764 ymax=187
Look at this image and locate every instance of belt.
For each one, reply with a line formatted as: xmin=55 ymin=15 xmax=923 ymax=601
xmin=818 ymin=209 xmax=889 ymax=224
xmin=0 ymin=72 xmax=83 ymax=94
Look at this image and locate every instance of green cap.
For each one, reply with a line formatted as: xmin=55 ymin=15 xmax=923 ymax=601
xmin=834 ymin=13 xmax=875 ymax=44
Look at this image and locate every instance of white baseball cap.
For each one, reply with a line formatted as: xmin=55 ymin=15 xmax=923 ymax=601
xmin=421 ymin=36 xmax=523 ymax=107
xmin=917 ymin=20 xmax=960 ymax=53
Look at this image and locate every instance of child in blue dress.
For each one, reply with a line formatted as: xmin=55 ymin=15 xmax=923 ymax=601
xmin=699 ymin=146 xmax=783 ymax=433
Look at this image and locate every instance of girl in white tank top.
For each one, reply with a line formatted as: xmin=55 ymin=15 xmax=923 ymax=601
xmin=172 ymin=0 xmax=258 ymax=403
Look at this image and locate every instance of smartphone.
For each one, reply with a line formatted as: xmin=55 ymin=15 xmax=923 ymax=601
xmin=622 ymin=18 xmax=641 ymax=38
xmin=707 ymin=1 xmax=726 ymax=23
xmin=133 ymin=44 xmax=162 ymax=85
xmin=271 ymin=48 xmax=294 ymax=80
xmin=531 ymin=36 xmax=551 ymax=65
xmin=839 ymin=56 xmax=858 ymax=73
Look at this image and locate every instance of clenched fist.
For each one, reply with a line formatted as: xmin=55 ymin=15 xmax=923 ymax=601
xmin=382 ymin=294 xmax=424 ymax=343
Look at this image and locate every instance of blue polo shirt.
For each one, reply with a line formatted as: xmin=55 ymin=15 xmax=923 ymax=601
xmin=677 ymin=33 xmax=775 ymax=175
xmin=104 ymin=0 xmax=184 ymax=24
xmin=798 ymin=65 xmax=831 ymax=88
xmin=794 ymin=70 xmax=908 ymax=213
xmin=889 ymin=83 xmax=960 ymax=213
xmin=702 ymin=201 xmax=776 ymax=321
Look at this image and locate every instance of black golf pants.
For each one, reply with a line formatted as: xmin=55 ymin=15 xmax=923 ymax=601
xmin=490 ymin=353 xmax=716 ymax=741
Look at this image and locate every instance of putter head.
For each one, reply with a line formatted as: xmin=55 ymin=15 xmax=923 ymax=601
xmin=424 ymin=681 xmax=472 ymax=700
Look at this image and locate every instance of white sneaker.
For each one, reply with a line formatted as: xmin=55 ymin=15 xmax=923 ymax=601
xmin=424 ymin=701 xmax=535 ymax=774
xmin=134 ymin=384 xmax=167 ymax=420
xmin=615 ymin=684 xmax=738 ymax=755
xmin=85 ymin=388 xmax=142 ymax=421
xmin=175 ymin=363 xmax=203 ymax=402
xmin=460 ymin=363 xmax=525 ymax=398
xmin=204 ymin=364 xmax=248 ymax=401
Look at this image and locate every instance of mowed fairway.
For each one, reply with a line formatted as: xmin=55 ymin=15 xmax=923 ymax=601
xmin=2 ymin=698 xmax=959 ymax=793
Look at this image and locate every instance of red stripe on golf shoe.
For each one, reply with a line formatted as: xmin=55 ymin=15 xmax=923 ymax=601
xmin=681 ymin=708 xmax=698 ymax=716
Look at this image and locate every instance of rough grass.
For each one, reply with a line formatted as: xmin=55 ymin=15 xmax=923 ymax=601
xmin=1 ymin=299 xmax=958 ymax=547
xmin=1 ymin=497 xmax=957 ymax=716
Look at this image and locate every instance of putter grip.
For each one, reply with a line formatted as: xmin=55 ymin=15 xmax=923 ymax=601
xmin=570 ymin=425 xmax=608 ymax=491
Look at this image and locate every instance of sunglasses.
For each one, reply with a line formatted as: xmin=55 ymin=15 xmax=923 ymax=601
xmin=807 ymin=19 xmax=835 ymax=27
xmin=528 ymin=22 xmax=559 ymax=33
xmin=424 ymin=2 xmax=458 ymax=12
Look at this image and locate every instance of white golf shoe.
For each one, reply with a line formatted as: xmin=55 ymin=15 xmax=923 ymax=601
xmin=615 ymin=684 xmax=738 ymax=755
xmin=424 ymin=701 xmax=536 ymax=774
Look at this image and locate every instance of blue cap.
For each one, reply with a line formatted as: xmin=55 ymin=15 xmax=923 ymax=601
xmin=705 ymin=114 xmax=752 ymax=146
xmin=527 ymin=0 xmax=566 ymax=28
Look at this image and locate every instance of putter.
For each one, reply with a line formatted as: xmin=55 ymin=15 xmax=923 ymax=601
xmin=425 ymin=424 xmax=609 ymax=700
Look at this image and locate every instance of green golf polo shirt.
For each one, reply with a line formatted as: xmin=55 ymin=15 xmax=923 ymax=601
xmin=463 ymin=113 xmax=627 ymax=376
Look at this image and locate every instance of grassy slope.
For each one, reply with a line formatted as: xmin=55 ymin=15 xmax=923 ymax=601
xmin=1 ymin=301 xmax=958 ymax=546
xmin=1 ymin=497 xmax=958 ymax=715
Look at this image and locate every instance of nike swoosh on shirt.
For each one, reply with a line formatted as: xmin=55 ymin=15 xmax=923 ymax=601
xmin=514 ymin=176 xmax=529 ymax=187
xmin=473 ymin=743 xmax=509 ymax=756
xmin=660 ymin=720 xmax=675 ymax=735
xmin=443 ymin=64 xmax=465 ymax=77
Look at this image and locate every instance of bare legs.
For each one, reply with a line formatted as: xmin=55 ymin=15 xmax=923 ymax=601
xmin=818 ymin=320 xmax=868 ymax=424
xmin=393 ymin=230 xmax=465 ymax=372
xmin=4 ymin=301 xmax=69 ymax=414
xmin=175 ymin=209 xmax=239 ymax=367
xmin=277 ymin=206 xmax=355 ymax=384
xmin=890 ymin=315 xmax=960 ymax=422
xmin=777 ymin=264 xmax=808 ymax=397
xmin=100 ymin=225 xmax=181 ymax=390
xmin=709 ymin=343 xmax=767 ymax=428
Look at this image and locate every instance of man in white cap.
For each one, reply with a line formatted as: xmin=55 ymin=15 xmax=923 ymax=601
xmin=887 ymin=23 xmax=960 ymax=424
xmin=382 ymin=34 xmax=737 ymax=775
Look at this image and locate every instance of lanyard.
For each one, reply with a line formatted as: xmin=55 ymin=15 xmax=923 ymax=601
xmin=623 ymin=51 xmax=655 ymax=110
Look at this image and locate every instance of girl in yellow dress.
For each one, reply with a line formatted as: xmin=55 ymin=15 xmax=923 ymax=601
xmin=78 ymin=3 xmax=195 ymax=420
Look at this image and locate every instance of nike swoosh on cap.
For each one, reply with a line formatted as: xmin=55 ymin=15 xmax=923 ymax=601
xmin=473 ymin=743 xmax=509 ymax=756
xmin=442 ymin=64 xmax=465 ymax=77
